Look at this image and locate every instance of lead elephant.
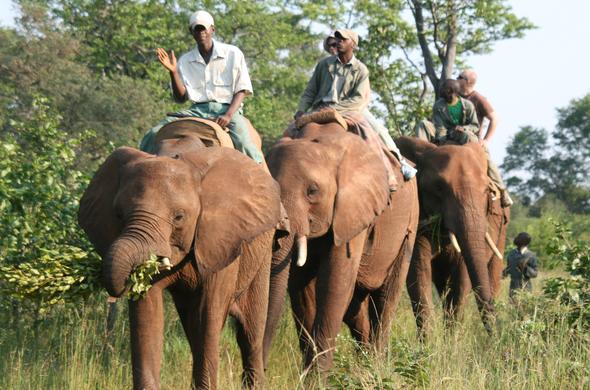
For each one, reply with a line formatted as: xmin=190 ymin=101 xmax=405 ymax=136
xmin=396 ymin=136 xmax=509 ymax=335
xmin=78 ymin=142 xmax=281 ymax=389
xmin=262 ymin=122 xmax=419 ymax=374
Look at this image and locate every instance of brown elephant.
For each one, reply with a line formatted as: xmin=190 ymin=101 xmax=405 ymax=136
xmin=396 ymin=136 xmax=510 ymax=335
xmin=262 ymin=122 xmax=419 ymax=374
xmin=78 ymin=141 xmax=281 ymax=389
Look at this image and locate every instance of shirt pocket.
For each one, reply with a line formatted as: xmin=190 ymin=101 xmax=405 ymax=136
xmin=213 ymin=64 xmax=233 ymax=87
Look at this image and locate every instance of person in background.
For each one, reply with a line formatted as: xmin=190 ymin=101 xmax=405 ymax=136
xmin=323 ymin=33 xmax=338 ymax=56
xmin=503 ymin=232 xmax=539 ymax=299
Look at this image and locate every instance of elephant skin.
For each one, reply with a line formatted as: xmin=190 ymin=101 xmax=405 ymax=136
xmin=78 ymin=145 xmax=282 ymax=389
xmin=263 ymin=123 xmax=419 ymax=374
xmin=396 ymin=136 xmax=510 ymax=335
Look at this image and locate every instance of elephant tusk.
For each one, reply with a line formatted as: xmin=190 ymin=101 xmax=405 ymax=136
xmin=296 ymin=236 xmax=308 ymax=267
xmin=485 ymin=232 xmax=503 ymax=259
xmin=160 ymin=257 xmax=172 ymax=270
xmin=449 ymin=232 xmax=461 ymax=253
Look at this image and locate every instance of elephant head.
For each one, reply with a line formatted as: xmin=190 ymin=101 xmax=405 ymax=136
xmin=267 ymin=124 xmax=390 ymax=265
xmin=78 ymin=146 xmax=281 ymax=297
xmin=396 ymin=136 xmax=506 ymax=329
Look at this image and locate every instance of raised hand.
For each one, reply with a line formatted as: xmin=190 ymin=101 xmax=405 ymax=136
xmin=156 ymin=48 xmax=177 ymax=73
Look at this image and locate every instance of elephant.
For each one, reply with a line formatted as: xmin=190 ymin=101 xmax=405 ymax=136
xmin=395 ymin=136 xmax=510 ymax=336
xmin=262 ymin=122 xmax=419 ymax=374
xmin=78 ymin=139 xmax=282 ymax=389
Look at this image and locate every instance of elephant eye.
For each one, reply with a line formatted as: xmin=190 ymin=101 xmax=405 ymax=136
xmin=173 ymin=211 xmax=185 ymax=223
xmin=307 ymin=183 xmax=320 ymax=197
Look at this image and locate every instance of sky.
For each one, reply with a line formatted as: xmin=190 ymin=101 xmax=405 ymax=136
xmin=1 ymin=0 xmax=589 ymax=163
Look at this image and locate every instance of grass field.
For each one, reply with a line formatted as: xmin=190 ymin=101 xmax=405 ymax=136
xmin=1 ymin=271 xmax=588 ymax=389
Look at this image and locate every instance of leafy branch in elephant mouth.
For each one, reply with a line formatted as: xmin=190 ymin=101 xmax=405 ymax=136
xmin=126 ymin=253 xmax=161 ymax=301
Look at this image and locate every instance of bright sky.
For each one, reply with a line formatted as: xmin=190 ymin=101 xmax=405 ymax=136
xmin=1 ymin=0 xmax=589 ymax=163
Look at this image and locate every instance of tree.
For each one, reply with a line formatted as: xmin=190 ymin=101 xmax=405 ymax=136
xmin=355 ymin=0 xmax=534 ymax=134
xmin=502 ymin=95 xmax=590 ymax=214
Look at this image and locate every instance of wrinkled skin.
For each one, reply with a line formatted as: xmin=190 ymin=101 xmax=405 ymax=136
xmin=263 ymin=123 xmax=419 ymax=374
xmin=78 ymin=142 xmax=281 ymax=390
xmin=396 ymin=136 xmax=510 ymax=336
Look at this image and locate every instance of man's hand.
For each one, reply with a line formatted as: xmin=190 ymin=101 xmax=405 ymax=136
xmin=294 ymin=111 xmax=304 ymax=120
xmin=215 ymin=114 xmax=232 ymax=128
xmin=454 ymin=126 xmax=465 ymax=133
xmin=157 ymin=48 xmax=177 ymax=73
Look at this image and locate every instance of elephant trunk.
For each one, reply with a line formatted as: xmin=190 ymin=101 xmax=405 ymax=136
xmin=454 ymin=209 xmax=497 ymax=332
xmin=103 ymin=235 xmax=151 ymax=297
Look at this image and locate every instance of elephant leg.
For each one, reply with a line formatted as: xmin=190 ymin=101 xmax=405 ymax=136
xmin=129 ymin=286 xmax=165 ymax=390
xmin=443 ymin=261 xmax=470 ymax=325
xmin=289 ymin=268 xmax=318 ymax=369
xmin=369 ymin=234 xmax=413 ymax=350
xmin=263 ymin=251 xmax=291 ymax=367
xmin=344 ymin=290 xmax=371 ymax=345
xmin=406 ymin=234 xmax=434 ymax=338
xmin=232 ymin=258 xmax=270 ymax=388
xmin=310 ymin=230 xmax=367 ymax=372
xmin=178 ymin=266 xmax=237 ymax=390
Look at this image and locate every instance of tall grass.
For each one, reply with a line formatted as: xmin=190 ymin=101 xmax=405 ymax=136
xmin=1 ymin=271 xmax=588 ymax=389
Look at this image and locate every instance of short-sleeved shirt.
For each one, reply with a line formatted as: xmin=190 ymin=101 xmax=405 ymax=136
xmin=177 ymin=40 xmax=253 ymax=104
xmin=465 ymin=91 xmax=494 ymax=124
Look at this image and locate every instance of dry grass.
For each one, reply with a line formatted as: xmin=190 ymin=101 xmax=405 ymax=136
xmin=1 ymin=271 xmax=588 ymax=389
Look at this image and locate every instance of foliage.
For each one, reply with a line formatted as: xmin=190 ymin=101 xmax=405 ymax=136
xmin=543 ymin=219 xmax=590 ymax=329
xmin=0 ymin=97 xmax=100 ymax=312
xmin=502 ymin=94 xmax=590 ymax=213
xmin=125 ymin=253 xmax=161 ymax=301
xmin=355 ymin=0 xmax=534 ymax=134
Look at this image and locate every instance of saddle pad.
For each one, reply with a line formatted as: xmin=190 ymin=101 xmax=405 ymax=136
xmin=155 ymin=117 xmax=234 ymax=149
xmin=295 ymin=109 xmax=348 ymax=131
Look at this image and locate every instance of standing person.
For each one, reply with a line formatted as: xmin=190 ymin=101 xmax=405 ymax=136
xmin=503 ymin=232 xmax=539 ymax=299
xmin=432 ymin=79 xmax=513 ymax=208
xmin=139 ymin=10 xmax=263 ymax=164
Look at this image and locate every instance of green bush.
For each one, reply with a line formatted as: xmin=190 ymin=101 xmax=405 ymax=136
xmin=0 ymin=97 xmax=101 ymax=313
xmin=543 ymin=219 xmax=590 ymax=329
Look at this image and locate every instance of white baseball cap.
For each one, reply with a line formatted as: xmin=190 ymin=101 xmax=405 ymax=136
xmin=189 ymin=10 xmax=214 ymax=31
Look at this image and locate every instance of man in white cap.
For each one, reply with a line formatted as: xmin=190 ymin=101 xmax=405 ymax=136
xmin=297 ymin=29 xmax=416 ymax=181
xmin=139 ymin=10 xmax=263 ymax=164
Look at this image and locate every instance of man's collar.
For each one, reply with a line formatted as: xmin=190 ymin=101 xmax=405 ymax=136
xmin=336 ymin=54 xmax=357 ymax=66
xmin=189 ymin=40 xmax=227 ymax=64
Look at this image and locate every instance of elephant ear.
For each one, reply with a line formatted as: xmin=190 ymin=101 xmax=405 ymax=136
xmin=78 ymin=147 xmax=149 ymax=257
xmin=332 ymin=135 xmax=390 ymax=247
xmin=188 ymin=148 xmax=281 ymax=276
xmin=395 ymin=136 xmax=437 ymax=166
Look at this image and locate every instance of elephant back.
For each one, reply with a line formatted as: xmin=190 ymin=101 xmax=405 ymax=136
xmin=156 ymin=117 xmax=234 ymax=149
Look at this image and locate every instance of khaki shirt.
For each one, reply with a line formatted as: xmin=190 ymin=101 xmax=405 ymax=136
xmin=177 ymin=40 xmax=253 ymax=104
xmin=297 ymin=55 xmax=369 ymax=113
xmin=432 ymin=97 xmax=479 ymax=140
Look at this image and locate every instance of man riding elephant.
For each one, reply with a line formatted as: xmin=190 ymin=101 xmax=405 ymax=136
xmin=295 ymin=29 xmax=416 ymax=183
xmin=430 ymin=79 xmax=513 ymax=208
xmin=139 ymin=10 xmax=263 ymax=164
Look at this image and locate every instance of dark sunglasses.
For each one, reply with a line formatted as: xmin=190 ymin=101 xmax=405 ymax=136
xmin=327 ymin=42 xmax=338 ymax=47
xmin=457 ymin=74 xmax=468 ymax=81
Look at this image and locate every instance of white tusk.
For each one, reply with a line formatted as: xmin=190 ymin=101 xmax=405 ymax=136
xmin=296 ymin=236 xmax=308 ymax=267
xmin=449 ymin=232 xmax=461 ymax=253
xmin=485 ymin=232 xmax=503 ymax=259
xmin=161 ymin=257 xmax=172 ymax=270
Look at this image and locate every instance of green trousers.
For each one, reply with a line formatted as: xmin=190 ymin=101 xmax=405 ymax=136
xmin=139 ymin=102 xmax=263 ymax=164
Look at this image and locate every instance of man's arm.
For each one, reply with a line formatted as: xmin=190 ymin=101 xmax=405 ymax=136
xmin=295 ymin=64 xmax=321 ymax=118
xmin=215 ymin=91 xmax=246 ymax=128
xmin=480 ymin=111 xmax=498 ymax=146
xmin=432 ymin=103 xmax=449 ymax=141
xmin=157 ymin=48 xmax=187 ymax=102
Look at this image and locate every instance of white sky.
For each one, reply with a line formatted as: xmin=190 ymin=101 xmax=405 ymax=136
xmin=1 ymin=0 xmax=589 ymax=162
